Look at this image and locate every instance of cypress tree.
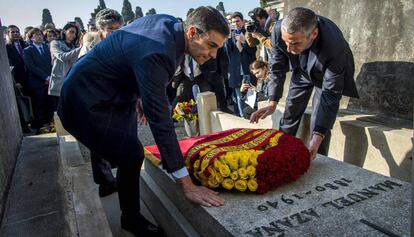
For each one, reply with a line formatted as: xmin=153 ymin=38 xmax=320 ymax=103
xmin=145 ymin=8 xmax=157 ymax=16
xmin=122 ymin=0 xmax=135 ymax=23
xmin=135 ymin=6 xmax=143 ymax=19
xmin=99 ymin=0 xmax=106 ymax=9
xmin=216 ymin=2 xmax=226 ymax=15
xmin=42 ymin=9 xmax=54 ymax=26
xmin=74 ymin=17 xmax=84 ymax=31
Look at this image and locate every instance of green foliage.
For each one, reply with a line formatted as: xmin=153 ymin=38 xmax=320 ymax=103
xmin=89 ymin=0 xmax=107 ymax=27
xmin=74 ymin=17 xmax=84 ymax=30
xmin=135 ymin=6 xmax=143 ymax=19
xmin=99 ymin=0 xmax=106 ymax=9
xmin=216 ymin=2 xmax=225 ymax=15
xmin=260 ymin=0 xmax=268 ymax=8
xmin=42 ymin=9 xmax=54 ymax=26
xmin=146 ymin=8 xmax=157 ymax=16
xmin=122 ymin=0 xmax=135 ymax=23
xmin=186 ymin=8 xmax=194 ymax=17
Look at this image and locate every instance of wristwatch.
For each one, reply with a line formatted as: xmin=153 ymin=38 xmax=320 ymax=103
xmin=312 ymin=131 xmax=325 ymax=139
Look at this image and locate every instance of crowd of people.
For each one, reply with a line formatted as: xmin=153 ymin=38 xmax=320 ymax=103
xmin=4 ymin=9 xmax=123 ymax=134
xmin=5 ymin=5 xmax=358 ymax=237
xmin=4 ymin=6 xmax=279 ymax=136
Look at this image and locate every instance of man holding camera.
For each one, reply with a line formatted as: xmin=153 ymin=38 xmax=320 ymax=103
xmin=225 ymin=12 xmax=257 ymax=118
xmin=245 ymin=7 xmax=276 ymax=50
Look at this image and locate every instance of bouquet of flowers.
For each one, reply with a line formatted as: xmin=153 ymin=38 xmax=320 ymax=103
xmin=172 ymin=99 xmax=198 ymax=122
xmin=184 ymin=128 xmax=310 ymax=194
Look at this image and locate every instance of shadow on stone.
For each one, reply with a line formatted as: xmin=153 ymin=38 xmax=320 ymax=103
xmin=347 ymin=61 xmax=414 ymax=122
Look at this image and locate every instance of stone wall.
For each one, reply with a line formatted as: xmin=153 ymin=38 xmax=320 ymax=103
xmin=0 ymin=23 xmax=23 ymax=218
xmin=284 ymin=0 xmax=414 ymax=120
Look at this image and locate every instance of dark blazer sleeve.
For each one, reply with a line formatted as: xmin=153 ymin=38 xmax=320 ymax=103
xmin=23 ymin=47 xmax=49 ymax=81
xmin=267 ymin=22 xmax=290 ymax=102
xmin=313 ymin=47 xmax=347 ymax=134
xmin=133 ymin=54 xmax=185 ymax=173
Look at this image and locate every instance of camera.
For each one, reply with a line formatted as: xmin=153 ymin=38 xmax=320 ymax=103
xmin=242 ymin=75 xmax=251 ymax=84
xmin=245 ymin=21 xmax=258 ymax=33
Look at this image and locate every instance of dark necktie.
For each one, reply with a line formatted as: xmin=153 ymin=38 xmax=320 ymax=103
xmin=299 ymin=53 xmax=308 ymax=72
xmin=15 ymin=43 xmax=24 ymax=57
xmin=39 ymin=46 xmax=45 ymax=56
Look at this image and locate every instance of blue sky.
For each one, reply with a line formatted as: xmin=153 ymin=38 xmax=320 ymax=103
xmin=0 ymin=0 xmax=260 ymax=30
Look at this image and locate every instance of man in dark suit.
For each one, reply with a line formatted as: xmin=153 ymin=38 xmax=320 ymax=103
xmin=23 ymin=28 xmax=53 ymax=134
xmin=58 ymin=7 xmax=229 ymax=236
xmin=226 ymin=12 xmax=257 ymax=118
xmin=250 ymin=7 xmax=359 ymax=160
xmin=6 ymin=25 xmax=28 ymax=90
xmin=6 ymin=25 xmax=31 ymax=132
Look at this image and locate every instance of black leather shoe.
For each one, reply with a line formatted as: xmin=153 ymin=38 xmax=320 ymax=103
xmin=98 ymin=183 xmax=117 ymax=197
xmin=121 ymin=215 xmax=165 ymax=237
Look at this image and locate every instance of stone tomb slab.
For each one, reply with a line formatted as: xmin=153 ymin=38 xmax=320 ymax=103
xmin=141 ymin=155 xmax=411 ymax=237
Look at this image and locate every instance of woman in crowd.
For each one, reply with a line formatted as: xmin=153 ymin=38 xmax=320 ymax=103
xmin=49 ymin=23 xmax=81 ymax=109
xmin=240 ymin=60 xmax=270 ymax=119
xmin=43 ymin=29 xmax=58 ymax=45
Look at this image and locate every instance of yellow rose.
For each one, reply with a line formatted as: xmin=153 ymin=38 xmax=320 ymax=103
xmin=215 ymin=172 xmax=223 ymax=183
xmin=207 ymin=166 xmax=216 ymax=179
xmin=235 ymin=180 xmax=247 ymax=192
xmin=249 ymin=155 xmax=258 ymax=166
xmin=238 ymin=168 xmax=248 ymax=179
xmin=197 ymin=171 xmax=207 ymax=180
xmin=247 ymin=179 xmax=258 ymax=192
xmin=208 ymin=178 xmax=220 ymax=188
xmin=193 ymin=171 xmax=201 ymax=181
xmin=213 ymin=159 xmax=223 ymax=170
xmin=222 ymin=178 xmax=234 ymax=190
xmin=218 ymin=164 xmax=231 ymax=177
xmin=225 ymin=154 xmax=239 ymax=171
xmin=239 ymin=154 xmax=249 ymax=168
xmin=218 ymin=155 xmax=226 ymax=164
xmin=193 ymin=159 xmax=200 ymax=171
xmin=246 ymin=166 xmax=256 ymax=178
xmin=230 ymin=171 xmax=239 ymax=180
xmin=201 ymin=158 xmax=210 ymax=172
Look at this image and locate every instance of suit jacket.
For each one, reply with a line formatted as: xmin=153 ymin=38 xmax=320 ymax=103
xmin=225 ymin=29 xmax=257 ymax=88
xmin=49 ymin=40 xmax=81 ymax=96
xmin=23 ymin=43 xmax=52 ymax=89
xmin=268 ymin=16 xmax=359 ymax=130
xmin=6 ymin=40 xmax=28 ymax=87
xmin=58 ymin=14 xmax=186 ymax=172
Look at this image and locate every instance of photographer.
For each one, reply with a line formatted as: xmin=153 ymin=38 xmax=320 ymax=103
xmin=245 ymin=7 xmax=276 ymax=50
xmin=240 ymin=60 xmax=269 ymax=119
xmin=225 ymin=12 xmax=257 ymax=118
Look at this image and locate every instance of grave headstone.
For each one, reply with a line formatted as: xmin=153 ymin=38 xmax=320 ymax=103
xmin=141 ymin=155 xmax=411 ymax=237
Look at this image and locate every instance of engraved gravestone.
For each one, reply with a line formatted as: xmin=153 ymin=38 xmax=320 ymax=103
xmin=141 ymin=155 xmax=411 ymax=237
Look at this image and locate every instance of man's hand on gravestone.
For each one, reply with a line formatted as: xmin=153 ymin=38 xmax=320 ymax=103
xmin=308 ymin=134 xmax=324 ymax=160
xmin=177 ymin=176 xmax=225 ymax=207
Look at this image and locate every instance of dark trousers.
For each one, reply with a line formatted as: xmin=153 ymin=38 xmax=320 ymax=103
xmin=279 ymin=73 xmax=331 ymax=155
xmin=29 ymin=85 xmax=54 ymax=129
xmin=91 ymin=151 xmax=116 ymax=186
